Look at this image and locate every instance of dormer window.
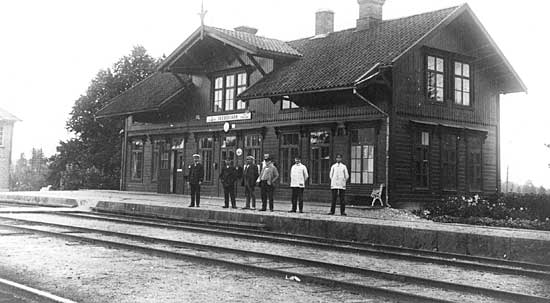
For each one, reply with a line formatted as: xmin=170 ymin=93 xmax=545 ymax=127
xmin=426 ymin=55 xmax=444 ymax=102
xmin=213 ymin=71 xmax=248 ymax=112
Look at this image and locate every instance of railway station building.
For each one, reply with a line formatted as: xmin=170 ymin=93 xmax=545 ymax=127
xmin=97 ymin=1 xmax=525 ymax=207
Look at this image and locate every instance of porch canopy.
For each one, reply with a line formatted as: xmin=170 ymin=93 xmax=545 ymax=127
xmin=96 ymin=72 xmax=193 ymax=119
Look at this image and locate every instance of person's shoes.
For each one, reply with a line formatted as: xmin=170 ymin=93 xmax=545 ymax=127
xmin=269 ymin=209 xmax=274 ymax=212
xmin=299 ymin=210 xmax=303 ymax=213
xmin=251 ymin=207 xmax=256 ymax=210
xmin=196 ymin=205 xmax=200 ymax=208
xmin=327 ymin=212 xmax=334 ymax=215
xmin=288 ymin=210 xmax=296 ymax=213
xmin=259 ymin=209 xmax=266 ymax=211
xmin=231 ymin=206 xmax=237 ymax=209
xmin=222 ymin=206 xmax=229 ymax=208
xmin=188 ymin=204 xmax=195 ymax=207
xmin=242 ymin=207 xmax=250 ymax=210
xmin=341 ymin=213 xmax=347 ymax=216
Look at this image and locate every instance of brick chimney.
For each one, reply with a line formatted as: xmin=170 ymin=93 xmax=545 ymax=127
xmin=356 ymin=0 xmax=386 ymax=31
xmin=234 ymin=26 xmax=258 ymax=35
xmin=315 ymin=9 xmax=334 ymax=36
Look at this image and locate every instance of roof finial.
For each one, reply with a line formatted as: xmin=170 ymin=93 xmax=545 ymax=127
xmin=199 ymin=0 xmax=208 ymax=40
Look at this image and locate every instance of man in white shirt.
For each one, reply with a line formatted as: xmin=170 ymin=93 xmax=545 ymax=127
xmin=329 ymin=154 xmax=349 ymax=216
xmin=289 ymin=156 xmax=309 ymax=213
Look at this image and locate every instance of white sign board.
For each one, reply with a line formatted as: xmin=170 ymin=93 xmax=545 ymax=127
xmin=206 ymin=112 xmax=251 ymax=123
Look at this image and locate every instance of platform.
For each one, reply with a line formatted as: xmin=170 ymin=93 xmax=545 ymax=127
xmin=0 ymin=190 xmax=548 ymax=265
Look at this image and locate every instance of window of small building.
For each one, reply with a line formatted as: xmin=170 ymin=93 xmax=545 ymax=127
xmin=468 ymin=137 xmax=483 ymax=191
xmin=310 ymin=130 xmax=330 ymax=185
xmin=151 ymin=139 xmax=162 ymax=182
xmin=454 ymin=61 xmax=471 ymax=106
xmin=0 ymin=126 xmax=4 ymax=146
xmin=350 ymin=128 xmax=375 ymax=185
xmin=280 ymin=133 xmax=300 ymax=184
xmin=213 ymin=71 xmax=248 ymax=112
xmin=441 ymin=134 xmax=457 ymax=190
xmin=130 ymin=139 xmax=144 ymax=181
xmin=427 ymin=55 xmax=445 ymax=102
xmin=199 ymin=137 xmax=214 ymax=182
xmin=160 ymin=142 xmax=170 ymax=170
xmin=281 ymin=96 xmax=299 ymax=110
xmin=244 ymin=134 xmax=262 ymax=164
xmin=414 ymin=131 xmax=430 ymax=188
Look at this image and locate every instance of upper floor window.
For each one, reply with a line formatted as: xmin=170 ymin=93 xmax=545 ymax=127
xmin=281 ymin=96 xmax=299 ymax=110
xmin=427 ymin=55 xmax=444 ymax=102
xmin=213 ymin=72 xmax=247 ymax=112
xmin=454 ymin=61 xmax=471 ymax=106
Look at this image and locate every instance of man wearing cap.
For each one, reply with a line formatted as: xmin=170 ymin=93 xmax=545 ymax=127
xmin=242 ymin=155 xmax=259 ymax=210
xmin=257 ymin=157 xmax=279 ymax=211
xmin=188 ymin=154 xmax=204 ymax=207
xmin=219 ymin=158 xmax=239 ymax=208
xmin=329 ymin=153 xmax=349 ymax=216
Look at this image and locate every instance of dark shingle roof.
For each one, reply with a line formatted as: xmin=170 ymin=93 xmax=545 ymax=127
xmin=96 ymin=72 xmax=190 ymax=118
xmin=207 ymin=26 xmax=302 ymax=57
xmin=240 ymin=6 xmax=459 ymax=99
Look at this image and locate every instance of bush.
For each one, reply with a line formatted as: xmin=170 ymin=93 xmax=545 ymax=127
xmin=414 ymin=194 xmax=550 ymax=231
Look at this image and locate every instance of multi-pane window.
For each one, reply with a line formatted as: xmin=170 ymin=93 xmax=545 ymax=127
xmin=244 ymin=134 xmax=262 ymax=164
xmin=454 ymin=61 xmax=471 ymax=106
xmin=427 ymin=55 xmax=445 ymax=102
xmin=130 ymin=139 xmax=144 ymax=181
xmin=221 ymin=136 xmax=237 ymax=163
xmin=441 ymin=134 xmax=457 ymax=190
xmin=213 ymin=72 xmax=247 ymax=112
xmin=350 ymin=128 xmax=375 ymax=184
xmin=310 ymin=131 xmax=330 ymax=185
xmin=281 ymin=96 xmax=299 ymax=110
xmin=151 ymin=140 xmax=162 ymax=182
xmin=414 ymin=131 xmax=430 ymax=188
xmin=468 ymin=137 xmax=483 ymax=191
xmin=160 ymin=142 xmax=170 ymax=170
xmin=236 ymin=73 xmax=248 ymax=110
xmin=280 ymin=133 xmax=299 ymax=184
xmin=199 ymin=137 xmax=213 ymax=182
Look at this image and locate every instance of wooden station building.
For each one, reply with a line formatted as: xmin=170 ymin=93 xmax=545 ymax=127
xmin=97 ymin=1 xmax=525 ymax=207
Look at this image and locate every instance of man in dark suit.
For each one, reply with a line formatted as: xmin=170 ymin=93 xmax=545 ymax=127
xmin=219 ymin=158 xmax=238 ymax=209
xmin=188 ymin=154 xmax=204 ymax=207
xmin=241 ymin=155 xmax=259 ymax=210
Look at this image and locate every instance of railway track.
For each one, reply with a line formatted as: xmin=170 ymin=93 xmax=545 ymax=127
xmin=0 ymin=211 xmax=548 ymax=303
xmin=0 ymin=277 xmax=77 ymax=303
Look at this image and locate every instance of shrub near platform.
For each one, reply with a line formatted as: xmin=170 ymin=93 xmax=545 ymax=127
xmin=414 ymin=194 xmax=550 ymax=231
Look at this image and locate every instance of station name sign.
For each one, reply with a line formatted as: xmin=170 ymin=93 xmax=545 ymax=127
xmin=206 ymin=112 xmax=251 ymax=123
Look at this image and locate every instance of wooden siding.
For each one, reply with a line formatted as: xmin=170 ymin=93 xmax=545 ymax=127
xmin=390 ymin=14 xmax=502 ymax=206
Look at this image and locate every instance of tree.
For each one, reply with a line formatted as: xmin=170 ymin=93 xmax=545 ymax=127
xmin=48 ymin=46 xmax=160 ymax=190
xmin=10 ymin=150 xmax=49 ymax=191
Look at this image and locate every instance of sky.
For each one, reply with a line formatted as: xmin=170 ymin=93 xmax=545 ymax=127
xmin=0 ymin=0 xmax=548 ymax=188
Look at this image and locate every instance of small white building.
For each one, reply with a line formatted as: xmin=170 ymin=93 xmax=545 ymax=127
xmin=0 ymin=108 xmax=20 ymax=191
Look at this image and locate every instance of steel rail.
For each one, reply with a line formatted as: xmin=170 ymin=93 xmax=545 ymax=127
xmin=0 ymin=277 xmax=78 ymax=303
xmin=53 ymin=211 xmax=550 ymax=278
xmin=0 ymin=217 xmax=547 ymax=303
xmin=0 ymin=221 xmax=452 ymax=303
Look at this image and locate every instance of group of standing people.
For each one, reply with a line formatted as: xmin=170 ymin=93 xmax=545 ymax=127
xmin=187 ymin=153 xmax=350 ymax=216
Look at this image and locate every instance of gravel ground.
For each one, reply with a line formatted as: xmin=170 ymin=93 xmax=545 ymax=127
xmin=2 ymin=213 xmax=548 ymax=300
xmin=0 ymin=228 xmax=393 ymax=303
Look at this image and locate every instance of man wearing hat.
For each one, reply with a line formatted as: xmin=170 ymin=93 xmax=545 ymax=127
xmin=219 ymin=158 xmax=239 ymax=208
xmin=257 ymin=157 xmax=279 ymax=211
xmin=241 ymin=155 xmax=259 ymax=209
xmin=188 ymin=154 xmax=204 ymax=207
